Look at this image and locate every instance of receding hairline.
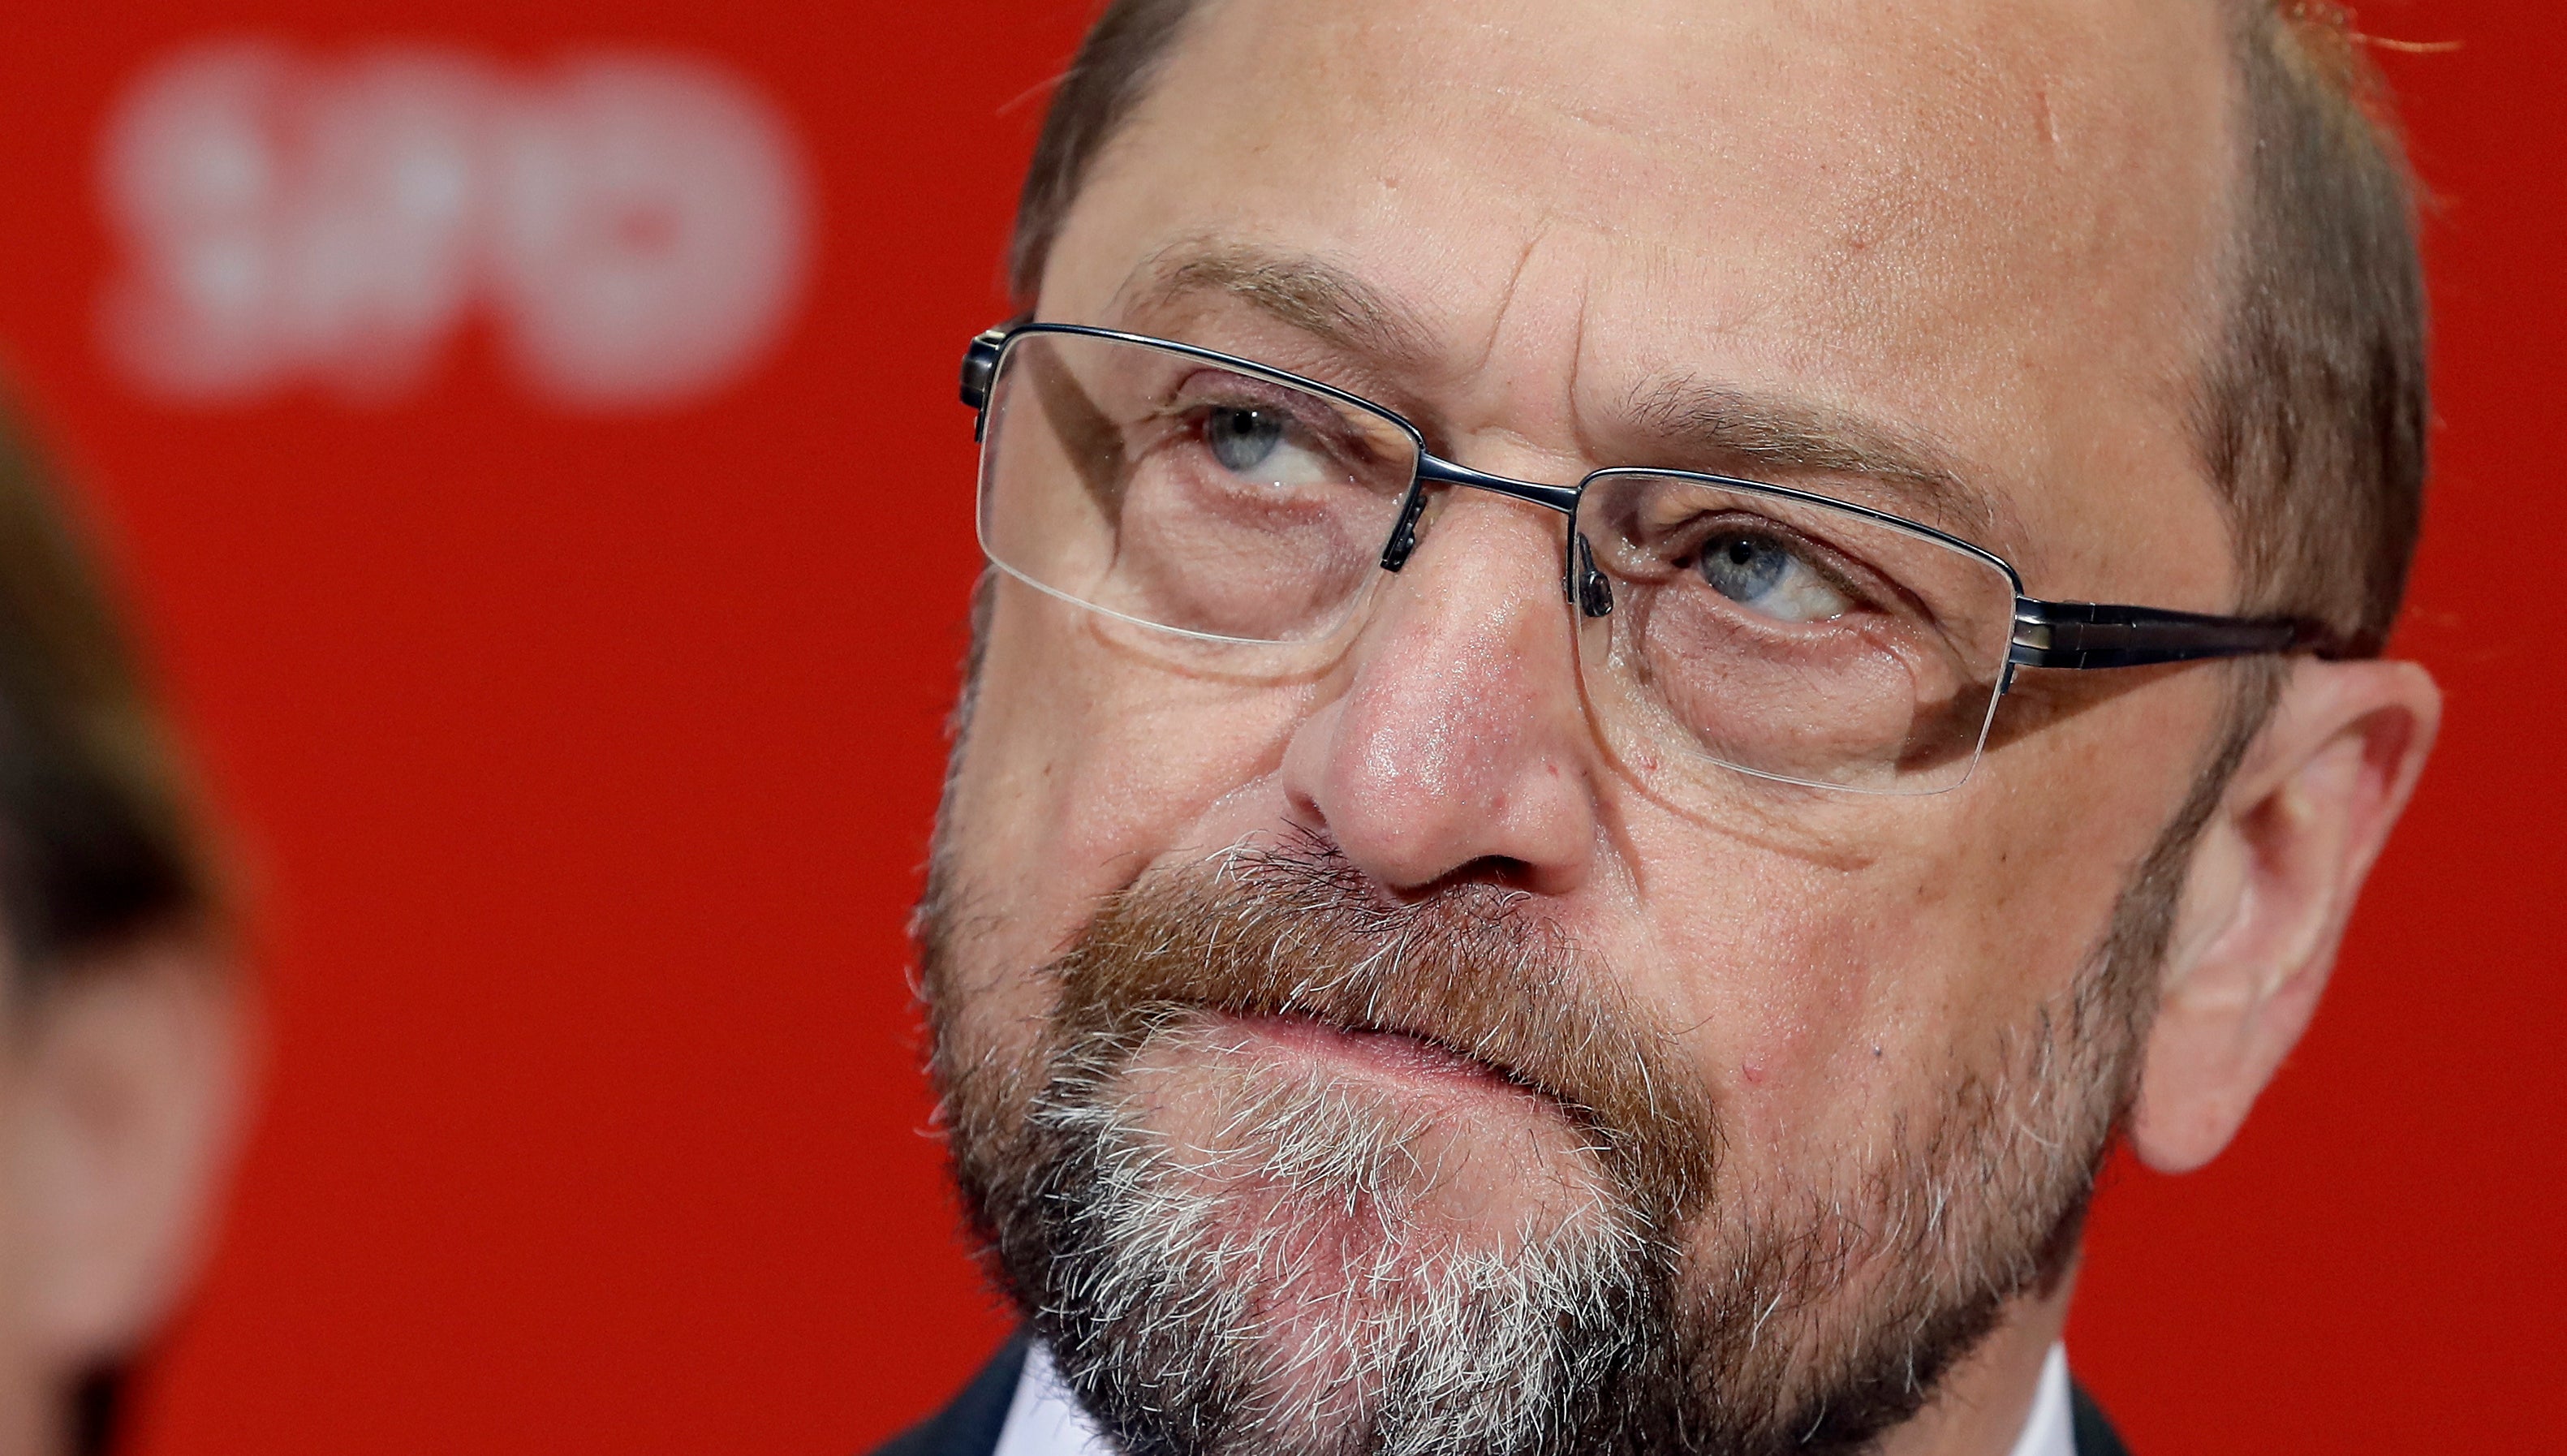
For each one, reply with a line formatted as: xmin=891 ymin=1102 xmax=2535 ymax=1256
xmin=1013 ymin=0 xmax=2253 ymax=305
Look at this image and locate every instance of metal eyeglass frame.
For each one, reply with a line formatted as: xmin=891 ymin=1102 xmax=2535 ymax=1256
xmin=959 ymin=321 xmax=2356 ymax=696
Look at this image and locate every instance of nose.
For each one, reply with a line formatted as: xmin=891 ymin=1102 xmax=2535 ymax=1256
xmin=1278 ymin=490 xmax=1600 ymax=897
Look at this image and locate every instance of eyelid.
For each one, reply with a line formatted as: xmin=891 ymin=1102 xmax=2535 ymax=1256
xmin=1164 ymin=368 xmax=1392 ymax=468
xmin=1167 ymin=368 xmax=1330 ymax=424
xmin=1660 ymin=510 xmax=1891 ymax=614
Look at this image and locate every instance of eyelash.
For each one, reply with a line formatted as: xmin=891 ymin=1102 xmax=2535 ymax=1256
xmin=1166 ymin=373 xmax=1373 ymax=465
xmin=1674 ymin=514 xmax=1923 ymax=619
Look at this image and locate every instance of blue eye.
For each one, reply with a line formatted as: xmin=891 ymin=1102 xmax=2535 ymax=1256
xmin=1701 ymin=533 xmax=1789 ymax=602
xmin=1192 ymin=403 xmax=1341 ymax=489
xmin=1697 ymin=531 xmax=1854 ymax=622
xmin=1205 ymin=407 xmax=1286 ymax=474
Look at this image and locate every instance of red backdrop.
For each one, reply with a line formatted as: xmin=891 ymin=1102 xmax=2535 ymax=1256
xmin=0 ymin=2 xmax=2554 ymax=1452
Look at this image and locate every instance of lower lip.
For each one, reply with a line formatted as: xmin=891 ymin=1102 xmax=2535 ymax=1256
xmin=1220 ymin=1012 xmax=1526 ymax=1099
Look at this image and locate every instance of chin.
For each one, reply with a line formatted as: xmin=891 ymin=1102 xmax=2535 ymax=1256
xmin=1024 ymin=1011 xmax=1658 ymax=1454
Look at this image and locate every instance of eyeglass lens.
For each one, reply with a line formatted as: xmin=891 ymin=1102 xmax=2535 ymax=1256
xmin=1571 ymin=474 xmax=2014 ymax=792
xmin=979 ymin=331 xmax=1417 ymax=645
xmin=978 ymin=330 xmax=2018 ymax=795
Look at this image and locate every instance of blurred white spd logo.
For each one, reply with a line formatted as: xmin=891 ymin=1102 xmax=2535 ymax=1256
xmin=100 ymin=42 xmax=812 ymax=409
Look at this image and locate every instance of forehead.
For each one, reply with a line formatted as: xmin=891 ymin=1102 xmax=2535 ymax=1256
xmin=1044 ymin=0 xmax=2242 ymax=600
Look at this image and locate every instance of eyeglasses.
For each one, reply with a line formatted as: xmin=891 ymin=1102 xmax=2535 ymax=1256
xmin=958 ymin=323 xmax=2348 ymax=796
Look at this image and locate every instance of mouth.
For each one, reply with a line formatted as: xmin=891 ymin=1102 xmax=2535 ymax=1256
xmin=1212 ymin=1009 xmax=1552 ymax=1107
xmin=1119 ymin=1008 xmax=1626 ymax=1240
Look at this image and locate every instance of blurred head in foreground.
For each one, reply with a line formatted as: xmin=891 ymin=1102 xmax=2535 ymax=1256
xmin=0 ymin=408 xmax=235 ymax=1456
xmin=919 ymin=2 xmax=2440 ymax=1454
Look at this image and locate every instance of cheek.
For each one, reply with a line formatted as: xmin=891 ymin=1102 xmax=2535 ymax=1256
xmin=0 ymin=1086 xmax=48 ymax=1403
xmin=1623 ymin=851 xmax=2031 ymax=1180
xmin=1622 ymin=839 xmax=1929 ymax=1153
xmin=1609 ymin=713 xmax=2202 ymax=1163
xmin=941 ymin=584 xmax=1321 ymax=967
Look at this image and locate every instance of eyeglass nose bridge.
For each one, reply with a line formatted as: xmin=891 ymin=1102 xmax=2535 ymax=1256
xmin=1376 ymin=454 xmax=1605 ymax=616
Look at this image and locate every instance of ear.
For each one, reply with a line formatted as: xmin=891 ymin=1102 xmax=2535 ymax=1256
xmin=11 ymin=941 xmax=248 ymax=1369
xmin=2130 ymin=658 xmax=2440 ymax=1174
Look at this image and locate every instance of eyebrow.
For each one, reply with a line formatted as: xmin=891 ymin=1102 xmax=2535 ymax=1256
xmin=1622 ymin=380 xmax=2015 ymax=548
xmin=1120 ymin=240 xmax=1441 ymax=371
xmin=1118 ymin=240 xmax=2019 ymax=549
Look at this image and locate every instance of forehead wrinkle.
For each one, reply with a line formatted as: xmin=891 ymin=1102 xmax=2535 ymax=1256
xmin=1620 ymin=376 xmax=2025 ymax=554
xmin=1093 ymin=240 xmax=2030 ymax=557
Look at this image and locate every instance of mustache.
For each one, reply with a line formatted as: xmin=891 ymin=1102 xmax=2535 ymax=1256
xmin=1040 ymin=832 xmax=1721 ymax=1226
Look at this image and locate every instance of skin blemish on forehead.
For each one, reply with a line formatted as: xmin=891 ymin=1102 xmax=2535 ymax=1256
xmin=2034 ymin=85 xmax=2061 ymax=149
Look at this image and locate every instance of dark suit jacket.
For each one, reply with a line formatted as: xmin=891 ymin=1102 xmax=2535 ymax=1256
xmin=870 ymin=1333 xmax=2135 ymax=1456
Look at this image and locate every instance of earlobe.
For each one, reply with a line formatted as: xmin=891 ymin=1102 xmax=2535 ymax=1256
xmin=2129 ymin=660 xmax=2440 ymax=1174
xmin=10 ymin=944 xmax=246 ymax=1371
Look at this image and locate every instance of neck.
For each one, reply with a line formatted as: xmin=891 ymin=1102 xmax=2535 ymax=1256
xmin=1871 ymin=1257 xmax=2078 ymax=1456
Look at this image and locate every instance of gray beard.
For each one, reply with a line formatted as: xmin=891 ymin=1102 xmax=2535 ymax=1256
xmin=1028 ymin=1019 xmax=1669 ymax=1456
xmin=924 ymin=821 xmax=2194 ymax=1456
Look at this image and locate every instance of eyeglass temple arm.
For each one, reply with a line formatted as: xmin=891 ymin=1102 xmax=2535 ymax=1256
xmin=2009 ymin=599 xmax=2358 ymax=670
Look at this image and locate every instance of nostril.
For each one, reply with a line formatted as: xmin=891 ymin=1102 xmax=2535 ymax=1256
xmin=1390 ymin=853 xmax=1540 ymax=902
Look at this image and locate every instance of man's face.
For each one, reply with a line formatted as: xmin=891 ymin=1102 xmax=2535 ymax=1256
xmin=927 ymin=1 xmax=2242 ymax=1452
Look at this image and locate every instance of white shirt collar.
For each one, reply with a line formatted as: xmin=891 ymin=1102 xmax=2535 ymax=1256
xmin=2013 ymin=1343 xmax=2077 ymax=1456
xmin=990 ymin=1342 xmax=1105 ymax=1456
xmin=993 ymin=1339 xmax=2079 ymax=1456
